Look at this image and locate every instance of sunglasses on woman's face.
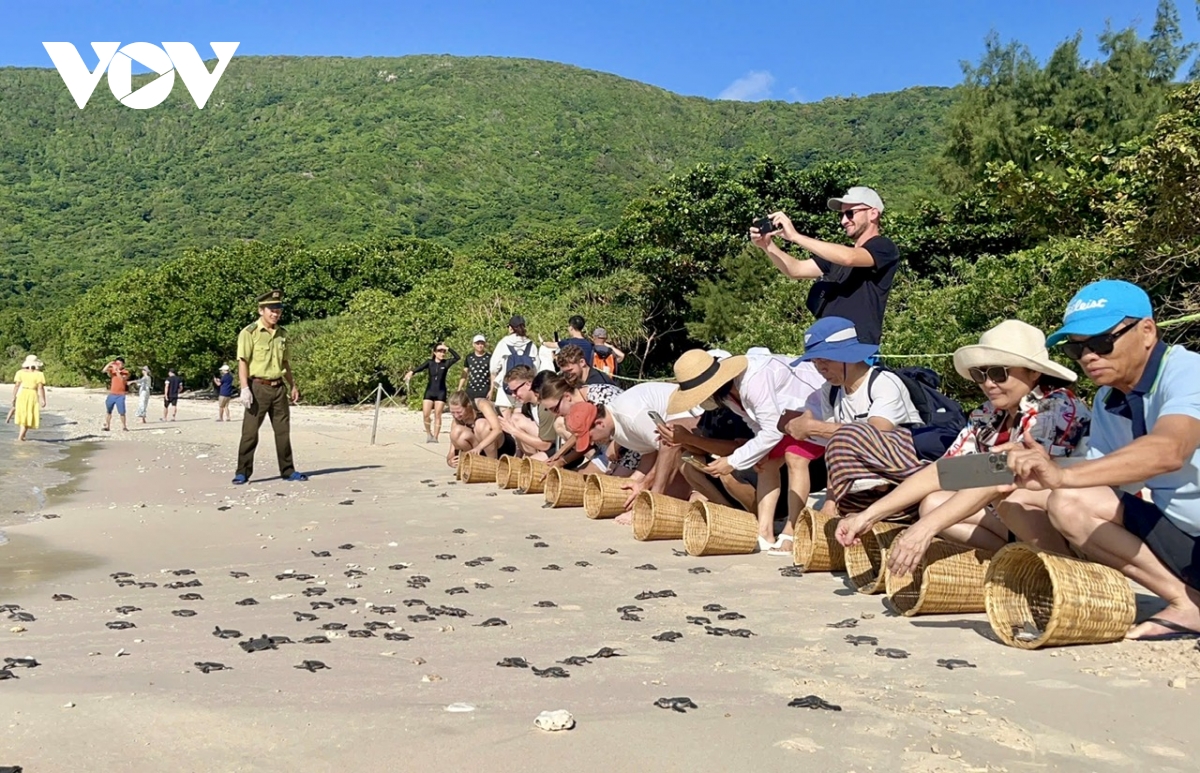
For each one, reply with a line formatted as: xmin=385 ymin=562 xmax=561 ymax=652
xmin=968 ymin=365 xmax=1010 ymax=384
xmin=1060 ymin=320 xmax=1139 ymax=360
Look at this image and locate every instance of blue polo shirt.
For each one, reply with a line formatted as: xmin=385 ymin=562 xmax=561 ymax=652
xmin=1086 ymin=343 xmax=1200 ymax=536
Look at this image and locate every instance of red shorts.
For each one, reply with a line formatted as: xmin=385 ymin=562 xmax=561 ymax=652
xmin=768 ymin=436 xmax=825 ymax=461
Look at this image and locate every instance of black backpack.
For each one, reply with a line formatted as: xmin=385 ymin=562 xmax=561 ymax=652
xmin=830 ymin=366 xmax=967 ymax=462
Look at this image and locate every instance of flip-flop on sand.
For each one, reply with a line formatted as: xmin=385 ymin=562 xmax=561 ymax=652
xmin=654 ymin=697 xmax=697 ymax=713
xmin=1128 ymin=617 xmax=1200 ymax=641
xmin=788 ymin=695 xmax=841 ymax=711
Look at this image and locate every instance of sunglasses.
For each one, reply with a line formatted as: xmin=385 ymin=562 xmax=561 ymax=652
xmin=839 ymin=207 xmax=869 ymax=221
xmin=503 ymin=381 xmax=529 ymax=397
xmin=968 ymin=365 xmax=1010 ymax=385
xmin=1060 ymin=320 xmax=1139 ymax=360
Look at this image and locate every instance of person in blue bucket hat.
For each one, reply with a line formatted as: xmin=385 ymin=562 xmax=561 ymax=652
xmin=1003 ymin=279 xmax=1200 ymax=641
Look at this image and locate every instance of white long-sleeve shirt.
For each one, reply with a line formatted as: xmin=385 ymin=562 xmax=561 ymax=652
xmin=725 ymin=349 xmax=826 ymax=471
xmin=489 ymin=334 xmax=535 ymax=408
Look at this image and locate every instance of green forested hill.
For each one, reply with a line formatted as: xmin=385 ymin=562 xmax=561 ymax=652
xmin=0 ymin=55 xmax=954 ymax=308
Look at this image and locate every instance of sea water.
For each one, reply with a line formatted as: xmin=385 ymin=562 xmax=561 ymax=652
xmin=0 ymin=411 xmax=89 ymax=532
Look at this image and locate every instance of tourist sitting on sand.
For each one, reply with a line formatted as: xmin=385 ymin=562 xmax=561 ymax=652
xmin=536 ymin=371 xmax=623 ymax=469
xmin=564 ymin=381 xmax=699 ymax=523
xmin=445 ymin=390 xmax=515 ymax=469
xmin=11 ymin=354 xmax=47 ymax=442
xmin=781 ymin=317 xmax=927 ymax=520
xmin=556 ymin=344 xmax=614 ymax=387
xmin=498 ymin=365 xmax=553 ymax=459
xmin=667 ymin=347 xmax=826 ymax=555
xmin=834 ymin=320 xmax=1091 ymax=574
xmin=1002 ymin=280 xmax=1200 ymax=641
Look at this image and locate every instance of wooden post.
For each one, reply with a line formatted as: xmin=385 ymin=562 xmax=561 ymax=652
xmin=370 ymin=383 xmax=383 ymax=446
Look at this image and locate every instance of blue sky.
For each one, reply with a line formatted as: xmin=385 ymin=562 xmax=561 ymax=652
xmin=6 ymin=0 xmax=1199 ymax=101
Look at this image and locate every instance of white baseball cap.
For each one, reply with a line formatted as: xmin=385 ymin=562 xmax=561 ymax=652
xmin=472 ymin=334 xmax=487 ymax=343
xmin=827 ymin=186 xmax=884 ymax=213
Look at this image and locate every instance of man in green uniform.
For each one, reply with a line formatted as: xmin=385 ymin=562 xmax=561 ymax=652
xmin=232 ymin=289 xmax=307 ymax=484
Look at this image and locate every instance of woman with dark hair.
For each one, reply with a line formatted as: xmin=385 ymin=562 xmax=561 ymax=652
xmin=405 ymin=342 xmax=459 ymax=443
xmin=835 ymin=320 xmax=1091 ymax=574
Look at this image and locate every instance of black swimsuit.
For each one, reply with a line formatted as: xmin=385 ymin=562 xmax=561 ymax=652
xmin=413 ymin=348 xmax=459 ymax=402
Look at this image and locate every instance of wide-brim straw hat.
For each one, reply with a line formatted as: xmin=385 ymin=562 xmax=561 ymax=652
xmin=953 ymin=320 xmax=1077 ymax=383
xmin=22 ymin=355 xmax=43 ymax=369
xmin=667 ymin=350 xmax=748 ymax=415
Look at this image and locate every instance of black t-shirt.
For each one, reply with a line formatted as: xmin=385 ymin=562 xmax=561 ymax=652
xmin=463 ymin=353 xmax=491 ymax=399
xmin=165 ymin=376 xmax=182 ymax=400
xmin=806 ymin=235 xmax=900 ymax=346
xmin=583 ymin=367 xmax=614 ymax=387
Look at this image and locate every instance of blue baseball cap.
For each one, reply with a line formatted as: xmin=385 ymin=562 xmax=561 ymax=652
xmin=798 ymin=317 xmax=879 ymax=363
xmin=1046 ymin=280 xmax=1154 ymax=347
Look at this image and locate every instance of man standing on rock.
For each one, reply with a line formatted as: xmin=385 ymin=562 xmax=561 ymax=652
xmin=750 ymin=186 xmax=900 ymax=345
xmin=232 ymin=289 xmax=306 ymax=485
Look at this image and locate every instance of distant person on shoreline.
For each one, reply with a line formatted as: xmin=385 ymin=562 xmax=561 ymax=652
xmin=102 ymin=357 xmax=130 ymax=432
xmin=134 ymin=366 xmax=152 ymax=424
xmin=213 ymin=364 xmax=234 ymax=422
xmin=10 ymin=354 xmax=47 ymax=442
xmin=232 ymin=288 xmax=306 ymax=485
xmin=750 ymin=186 xmax=900 ymax=346
xmin=162 ymin=369 xmax=183 ymax=422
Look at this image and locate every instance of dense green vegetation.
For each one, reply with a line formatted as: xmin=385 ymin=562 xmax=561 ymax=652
xmin=11 ymin=1 xmax=1200 ymax=405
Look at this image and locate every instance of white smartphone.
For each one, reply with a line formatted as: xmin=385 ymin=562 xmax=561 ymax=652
xmin=648 ymin=410 xmax=667 ymax=428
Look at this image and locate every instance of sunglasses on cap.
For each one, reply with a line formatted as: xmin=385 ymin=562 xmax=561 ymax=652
xmin=1060 ymin=320 xmax=1139 ymax=360
xmin=968 ymin=366 xmax=1010 ymax=385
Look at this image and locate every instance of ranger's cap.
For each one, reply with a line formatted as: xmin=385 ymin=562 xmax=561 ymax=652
xmin=257 ymin=288 xmax=284 ymax=307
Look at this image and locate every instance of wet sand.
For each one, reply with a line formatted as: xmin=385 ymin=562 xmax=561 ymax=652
xmin=0 ymin=388 xmax=1197 ymax=772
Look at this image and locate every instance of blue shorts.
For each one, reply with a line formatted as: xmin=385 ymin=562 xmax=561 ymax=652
xmin=105 ymin=394 xmax=127 ymax=415
xmin=1121 ymin=492 xmax=1200 ymax=589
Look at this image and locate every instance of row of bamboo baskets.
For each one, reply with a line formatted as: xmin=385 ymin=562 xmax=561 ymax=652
xmin=455 ymin=452 xmax=1138 ymax=648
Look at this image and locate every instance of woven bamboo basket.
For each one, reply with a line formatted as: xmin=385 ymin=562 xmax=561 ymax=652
xmin=844 ymin=522 xmax=907 ymax=594
xmin=984 ymin=543 xmax=1135 ymax=649
xmin=792 ymin=507 xmax=845 ymax=571
xmin=544 ymin=467 xmax=587 ymax=508
xmin=517 ymin=458 xmax=549 ymax=494
xmin=584 ymin=474 xmax=628 ymax=519
xmin=886 ymin=539 xmax=993 ymax=616
xmin=458 ymin=453 xmax=498 ymax=484
xmin=632 ymin=491 xmax=691 ymax=541
xmin=495 ymin=455 xmax=522 ymax=490
xmin=683 ymin=501 xmax=758 ymax=556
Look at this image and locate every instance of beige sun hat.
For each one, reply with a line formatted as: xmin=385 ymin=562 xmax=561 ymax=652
xmin=953 ymin=320 xmax=1077 ymax=383
xmin=667 ymin=349 xmax=749 ymax=415
xmin=22 ymin=354 xmax=43 ymax=369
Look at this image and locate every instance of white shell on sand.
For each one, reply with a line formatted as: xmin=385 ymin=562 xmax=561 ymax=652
xmin=534 ymin=709 xmax=575 ymax=731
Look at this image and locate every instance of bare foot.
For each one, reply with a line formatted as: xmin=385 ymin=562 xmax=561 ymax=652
xmin=1126 ymin=604 xmax=1200 ymax=640
xmin=614 ymin=511 xmax=633 ymax=526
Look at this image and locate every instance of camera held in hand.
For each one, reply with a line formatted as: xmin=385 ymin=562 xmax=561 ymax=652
xmin=752 ymin=216 xmax=780 ymax=236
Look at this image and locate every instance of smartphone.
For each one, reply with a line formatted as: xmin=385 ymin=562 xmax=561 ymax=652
xmin=936 ymin=453 xmax=1083 ymax=491
xmin=752 ymin=216 xmax=780 ymax=235
xmin=648 ymin=410 xmax=667 ymax=428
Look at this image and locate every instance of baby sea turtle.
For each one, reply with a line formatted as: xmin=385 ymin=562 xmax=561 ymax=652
xmin=431 ymin=605 xmax=470 ymax=618
xmin=688 ymin=567 xmax=711 ymax=575
xmin=403 ymin=599 xmax=427 ymax=607
xmin=302 ymin=636 xmax=331 ymax=644
xmin=9 ymin=612 xmax=35 ymax=622
xmin=543 ymin=565 xmax=562 ymax=571
xmin=685 ymin=616 xmax=711 ymax=626
xmin=533 ymin=542 xmax=549 ymax=549
xmin=387 ymin=564 xmax=408 ymax=571
xmin=435 ymin=554 xmax=456 ymax=561
xmin=171 ymin=569 xmax=196 ymax=576
xmin=600 ymin=548 xmax=618 ymax=555
xmin=437 ymin=493 xmax=449 ymax=498
xmin=875 ymin=647 xmax=910 ymax=659
xmin=166 ymin=580 xmax=202 ymax=589
xmin=575 ymin=561 xmax=592 ymax=568
xmin=115 ymin=606 xmax=141 ymax=615
xmin=620 ymin=612 xmax=642 ymax=622
xmin=229 ymin=571 xmax=250 ymax=579
xmin=310 ymin=601 xmax=334 ymax=610
xmin=526 ymin=534 xmax=541 ymax=540
xmin=788 ymin=695 xmax=842 ymax=711
xmin=477 ymin=618 xmax=508 ymax=627
xmin=464 ymin=560 xmax=483 ymax=568
xmin=420 ymin=479 xmax=433 ymax=484
xmin=171 ymin=610 xmax=197 ymax=617
xmin=137 ymin=582 xmax=158 ymax=589
xmin=531 ymin=666 xmax=570 ymax=678
xmin=616 ymin=605 xmax=644 ymax=614
xmin=334 ymin=598 xmax=358 ymax=606
xmin=635 ymin=564 xmax=657 ymax=571
xmin=294 ymin=612 xmax=318 ymax=622
xmin=320 ymin=622 xmax=348 ymax=631
xmin=499 ymin=566 xmax=519 ymax=573
xmin=654 ymin=697 xmax=698 ymax=713
xmin=238 ymin=635 xmax=278 ymax=653
xmin=43 ymin=513 xmax=60 ymax=519
xmin=635 ymin=590 xmax=677 ymax=600
xmin=338 ymin=500 xmax=354 ymax=506
xmin=363 ymin=621 xmax=392 ymax=631
xmin=936 ymin=658 xmax=977 ymax=670
xmin=445 ymin=587 xmax=468 ymax=595
xmin=727 ymin=628 xmax=756 ymax=638
xmin=3 ymin=657 xmax=39 ymax=669
xmin=590 ymin=647 xmax=622 ymax=659
xmin=116 ymin=580 xmax=136 ymax=587
xmin=384 ymin=632 xmax=413 ymax=641
xmin=294 ymin=660 xmax=329 ymax=672
xmin=533 ymin=601 xmax=558 ymax=608
xmin=110 ymin=572 xmax=134 ymax=580
xmin=302 ymin=587 xmax=327 ymax=597
xmin=291 ymin=573 xmax=316 ymax=581
xmin=347 ymin=629 xmax=374 ymax=638
xmin=558 ymin=656 xmax=590 ymax=666
xmin=194 ymin=661 xmax=229 ymax=674
xmin=338 ymin=544 xmax=354 ymax=550
xmin=106 ymin=620 xmax=135 ymax=630
xmin=474 ymin=583 xmax=492 ymax=590
xmin=717 ymin=612 xmax=745 ymax=621
xmin=496 ymin=657 xmax=529 ymax=668
xmin=476 ymin=556 xmax=494 ymax=563
xmin=671 ymin=549 xmax=688 ymax=557
xmin=212 ymin=626 xmax=242 ymax=639
xmin=343 ymin=570 xmax=366 ymax=579
xmin=179 ymin=593 xmax=203 ymax=601
xmin=410 ymin=576 xmax=431 ymax=584
xmin=52 ymin=594 xmax=76 ymax=602
xmin=652 ymin=631 xmax=683 ymax=642
xmin=452 ymin=528 xmax=466 ymax=534
xmin=372 ymin=605 xmax=398 ymax=614
xmin=235 ymin=598 xmax=258 ymax=606
xmin=268 ymin=635 xmax=294 ymax=645
xmin=844 ymin=635 xmax=878 ymax=647
xmin=311 ymin=550 xmax=331 ymax=558
xmin=0 ymin=668 xmax=19 ymax=680
xmin=779 ymin=566 xmax=804 ymax=578
xmin=702 ymin=604 xmax=725 ymax=613
xmin=408 ymin=614 xmax=435 ymax=623
xmin=827 ymin=618 xmax=859 ymax=629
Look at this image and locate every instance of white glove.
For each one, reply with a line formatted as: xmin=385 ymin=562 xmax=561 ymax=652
xmin=239 ymin=388 xmax=253 ymax=409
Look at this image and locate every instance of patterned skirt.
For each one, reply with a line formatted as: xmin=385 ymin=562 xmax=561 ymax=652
xmin=825 ymin=422 xmax=927 ymax=517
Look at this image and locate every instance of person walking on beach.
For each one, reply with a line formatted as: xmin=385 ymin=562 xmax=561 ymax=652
xmin=133 ymin=366 xmax=152 ymax=424
xmin=10 ymin=355 xmax=47 ymax=442
xmin=102 ymin=357 xmax=130 ymax=432
xmin=232 ymin=289 xmax=306 ymax=485
xmin=750 ymin=186 xmax=900 ymax=345
xmin=404 ymin=342 xmax=460 ymax=443
xmin=213 ymin=364 xmax=234 ymax=422
xmin=162 ymin=369 xmax=183 ymax=421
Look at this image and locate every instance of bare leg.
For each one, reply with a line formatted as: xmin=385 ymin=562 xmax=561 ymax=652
xmin=680 ymin=464 xmax=731 ymax=506
xmin=421 ymin=400 xmax=434 ymax=438
xmin=779 ymin=453 xmax=814 ymax=539
xmin=995 ymin=489 xmax=1070 ymax=553
xmin=449 ymin=423 xmax=475 ymax=455
xmin=431 ymin=401 xmax=445 ymax=440
xmin=1046 ymin=486 xmax=1200 ymax=639
xmin=921 ymin=490 xmax=1008 ymax=552
xmin=754 ymin=458 xmax=784 ymax=543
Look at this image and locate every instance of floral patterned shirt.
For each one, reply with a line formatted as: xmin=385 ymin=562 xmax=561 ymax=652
xmin=945 ymin=386 xmax=1091 ymax=459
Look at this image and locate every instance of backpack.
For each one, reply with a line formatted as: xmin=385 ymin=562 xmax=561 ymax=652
xmin=504 ymin=341 xmax=536 ymax=376
xmin=831 ymin=366 xmax=967 ymax=462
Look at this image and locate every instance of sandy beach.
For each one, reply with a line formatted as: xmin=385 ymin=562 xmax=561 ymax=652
xmin=1 ymin=387 xmax=1197 ymax=772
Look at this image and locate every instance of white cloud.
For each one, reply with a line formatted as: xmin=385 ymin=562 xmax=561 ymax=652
xmin=786 ymin=87 xmax=805 ymax=103
xmin=717 ymin=70 xmax=775 ymax=102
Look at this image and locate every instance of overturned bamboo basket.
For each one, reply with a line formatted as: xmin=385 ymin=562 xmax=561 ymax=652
xmin=544 ymin=467 xmax=587 ymax=508
xmin=844 ymin=522 xmax=907 ymax=594
xmin=683 ymin=501 xmax=758 ymax=556
xmin=792 ymin=507 xmax=845 ymax=571
xmin=886 ymin=539 xmax=993 ymax=616
xmin=517 ymin=458 xmax=549 ymax=494
xmin=584 ymin=474 xmax=628 ymax=519
xmin=632 ymin=492 xmax=691 ymax=541
xmin=458 ymin=453 xmax=498 ymax=484
xmin=984 ymin=543 xmax=1135 ymax=649
xmin=495 ymin=455 xmax=522 ymax=490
